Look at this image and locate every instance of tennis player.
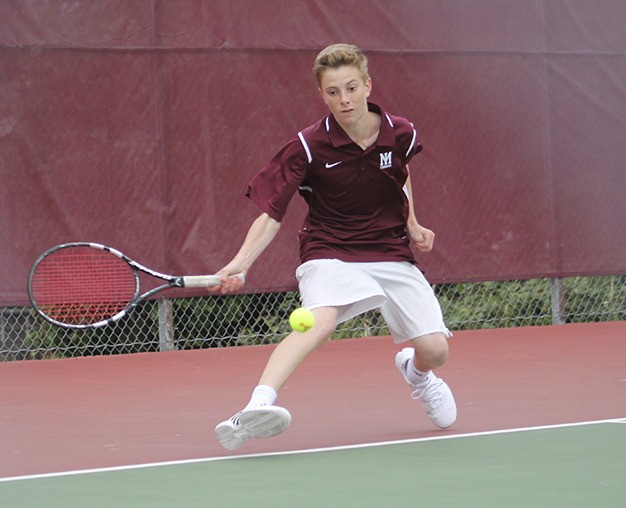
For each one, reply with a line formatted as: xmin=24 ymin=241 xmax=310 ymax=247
xmin=214 ymin=44 xmax=456 ymax=450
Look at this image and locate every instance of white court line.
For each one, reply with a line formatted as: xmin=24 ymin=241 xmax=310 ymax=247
xmin=2 ymin=417 xmax=625 ymax=484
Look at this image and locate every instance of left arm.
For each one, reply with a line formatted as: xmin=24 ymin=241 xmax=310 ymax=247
xmin=404 ymin=166 xmax=435 ymax=253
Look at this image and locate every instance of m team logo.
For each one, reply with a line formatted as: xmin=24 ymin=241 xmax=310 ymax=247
xmin=379 ymin=151 xmax=392 ymax=170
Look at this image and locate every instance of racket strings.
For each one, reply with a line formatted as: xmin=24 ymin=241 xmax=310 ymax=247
xmin=31 ymin=247 xmax=138 ymax=325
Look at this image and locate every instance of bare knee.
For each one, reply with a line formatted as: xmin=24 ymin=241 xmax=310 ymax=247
xmin=307 ymin=307 xmax=338 ymax=346
xmin=309 ymin=319 xmax=336 ymax=346
xmin=411 ymin=332 xmax=449 ymax=370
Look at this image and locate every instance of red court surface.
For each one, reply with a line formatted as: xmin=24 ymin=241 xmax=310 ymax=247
xmin=1 ymin=321 xmax=625 ymax=479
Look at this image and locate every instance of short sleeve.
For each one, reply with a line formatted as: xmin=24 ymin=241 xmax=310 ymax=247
xmin=246 ymin=136 xmax=309 ymax=222
xmin=389 ymin=114 xmax=423 ymax=166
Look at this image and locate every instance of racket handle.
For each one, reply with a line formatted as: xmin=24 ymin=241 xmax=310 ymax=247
xmin=181 ymin=273 xmax=246 ymax=288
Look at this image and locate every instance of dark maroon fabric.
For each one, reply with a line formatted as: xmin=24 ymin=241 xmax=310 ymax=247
xmin=247 ymin=103 xmax=421 ymax=264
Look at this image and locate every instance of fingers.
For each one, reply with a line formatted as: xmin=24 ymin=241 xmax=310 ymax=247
xmin=416 ymin=242 xmax=433 ymax=253
xmin=208 ymin=273 xmax=245 ymax=294
xmin=415 ymin=230 xmax=435 ymax=252
xmin=220 ymin=273 xmax=245 ymax=293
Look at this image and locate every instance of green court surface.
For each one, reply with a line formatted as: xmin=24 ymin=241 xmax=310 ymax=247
xmin=2 ymin=421 xmax=624 ymax=507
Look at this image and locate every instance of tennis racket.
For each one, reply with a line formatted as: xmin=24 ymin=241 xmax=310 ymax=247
xmin=27 ymin=242 xmax=245 ymax=329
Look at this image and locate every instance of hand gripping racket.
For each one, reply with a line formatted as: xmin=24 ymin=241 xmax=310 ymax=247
xmin=27 ymin=242 xmax=245 ymax=329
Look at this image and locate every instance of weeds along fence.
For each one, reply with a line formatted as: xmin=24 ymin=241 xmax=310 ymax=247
xmin=1 ymin=275 xmax=624 ymax=361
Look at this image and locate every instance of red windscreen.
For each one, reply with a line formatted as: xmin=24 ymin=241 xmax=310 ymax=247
xmin=2 ymin=2 xmax=625 ymax=307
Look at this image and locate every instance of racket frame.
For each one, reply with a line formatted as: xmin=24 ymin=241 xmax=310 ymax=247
xmin=27 ymin=242 xmax=242 ymax=329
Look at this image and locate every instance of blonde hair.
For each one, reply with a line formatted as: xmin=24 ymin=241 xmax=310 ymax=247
xmin=312 ymin=44 xmax=369 ymax=85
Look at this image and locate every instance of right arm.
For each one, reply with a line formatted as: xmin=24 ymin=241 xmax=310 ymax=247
xmin=216 ymin=134 xmax=308 ymax=292
xmin=214 ymin=212 xmax=281 ymax=293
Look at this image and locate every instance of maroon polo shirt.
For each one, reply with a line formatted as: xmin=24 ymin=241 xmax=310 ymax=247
xmin=246 ymin=102 xmax=423 ymax=264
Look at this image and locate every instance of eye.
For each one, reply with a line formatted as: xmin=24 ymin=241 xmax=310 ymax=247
xmin=348 ymin=84 xmax=358 ymax=92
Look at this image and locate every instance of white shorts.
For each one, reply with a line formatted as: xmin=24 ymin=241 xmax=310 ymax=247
xmin=295 ymin=259 xmax=451 ymax=344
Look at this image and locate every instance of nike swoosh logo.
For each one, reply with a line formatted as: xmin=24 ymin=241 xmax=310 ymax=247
xmin=325 ymin=161 xmax=342 ymax=168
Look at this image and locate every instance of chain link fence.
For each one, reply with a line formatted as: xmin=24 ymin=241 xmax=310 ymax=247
xmin=1 ymin=275 xmax=624 ymax=361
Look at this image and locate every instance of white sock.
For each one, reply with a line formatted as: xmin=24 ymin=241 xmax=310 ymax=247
xmin=406 ymin=362 xmax=430 ymax=386
xmin=244 ymin=385 xmax=277 ymax=409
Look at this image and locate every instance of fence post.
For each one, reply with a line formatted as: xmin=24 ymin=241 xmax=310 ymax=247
xmin=551 ymin=278 xmax=565 ymax=325
xmin=158 ymin=299 xmax=176 ymax=351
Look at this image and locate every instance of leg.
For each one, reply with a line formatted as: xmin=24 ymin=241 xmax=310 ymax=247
xmin=410 ymin=331 xmax=449 ymax=372
xmin=396 ymin=332 xmax=456 ymax=429
xmin=258 ymin=306 xmax=339 ymax=391
xmin=215 ymin=307 xmax=338 ymax=450
xmin=366 ymin=262 xmax=456 ymax=429
xmin=216 ymin=259 xmax=387 ymax=450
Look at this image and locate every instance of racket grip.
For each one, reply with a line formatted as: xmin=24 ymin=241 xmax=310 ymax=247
xmin=181 ymin=273 xmax=246 ymax=288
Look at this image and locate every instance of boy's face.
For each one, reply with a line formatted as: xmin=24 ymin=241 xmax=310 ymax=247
xmin=319 ymin=65 xmax=371 ymax=128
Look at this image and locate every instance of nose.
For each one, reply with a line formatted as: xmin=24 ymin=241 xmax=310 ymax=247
xmin=339 ymin=90 xmax=351 ymax=104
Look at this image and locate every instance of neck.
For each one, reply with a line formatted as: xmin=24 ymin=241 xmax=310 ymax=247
xmin=342 ymin=111 xmax=381 ymax=150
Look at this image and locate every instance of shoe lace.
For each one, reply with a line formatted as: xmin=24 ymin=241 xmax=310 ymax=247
xmin=411 ymin=377 xmax=443 ymax=410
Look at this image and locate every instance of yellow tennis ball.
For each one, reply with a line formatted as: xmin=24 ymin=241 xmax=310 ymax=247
xmin=289 ymin=307 xmax=315 ymax=332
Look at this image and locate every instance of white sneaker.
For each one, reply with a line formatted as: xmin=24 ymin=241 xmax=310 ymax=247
xmin=395 ymin=347 xmax=457 ymax=429
xmin=215 ymin=405 xmax=291 ymax=450
xmin=215 ymin=410 xmax=248 ymax=450
xmin=238 ymin=406 xmax=292 ymax=438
